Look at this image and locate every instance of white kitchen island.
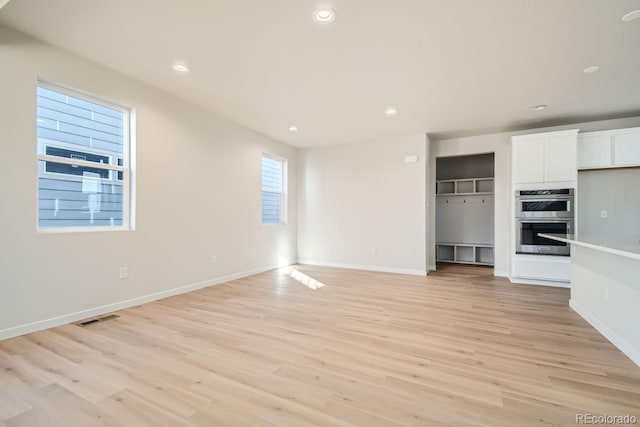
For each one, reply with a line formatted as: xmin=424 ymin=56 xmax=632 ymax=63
xmin=540 ymin=233 xmax=640 ymax=366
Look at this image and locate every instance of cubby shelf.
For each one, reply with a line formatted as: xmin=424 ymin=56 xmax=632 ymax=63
xmin=436 ymin=177 xmax=494 ymax=196
xmin=436 ymin=243 xmax=494 ymax=266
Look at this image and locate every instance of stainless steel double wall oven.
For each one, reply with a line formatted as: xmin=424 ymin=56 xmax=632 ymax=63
xmin=515 ymin=189 xmax=574 ymax=256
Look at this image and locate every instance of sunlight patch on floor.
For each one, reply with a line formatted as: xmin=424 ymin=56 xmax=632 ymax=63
xmin=281 ymin=266 xmax=326 ymax=290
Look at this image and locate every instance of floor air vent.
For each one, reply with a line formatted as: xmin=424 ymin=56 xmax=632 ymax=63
xmin=75 ymin=314 xmax=120 ymax=327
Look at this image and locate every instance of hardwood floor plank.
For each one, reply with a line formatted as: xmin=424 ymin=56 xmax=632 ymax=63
xmin=190 ymin=371 xmax=354 ymax=427
xmin=10 ymin=384 xmax=124 ymax=427
xmin=17 ymin=349 xmax=121 ymax=404
xmin=0 ymin=392 xmax=31 ymax=422
xmin=5 ymin=407 xmax=67 ymax=427
xmin=0 ymin=263 xmax=638 ymax=426
xmin=98 ymin=389 xmax=197 ymax=427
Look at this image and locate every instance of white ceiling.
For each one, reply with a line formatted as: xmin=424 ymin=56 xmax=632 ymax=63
xmin=1 ymin=0 xmax=640 ymax=147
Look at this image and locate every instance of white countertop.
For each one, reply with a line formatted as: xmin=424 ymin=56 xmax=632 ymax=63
xmin=538 ymin=233 xmax=640 ymax=261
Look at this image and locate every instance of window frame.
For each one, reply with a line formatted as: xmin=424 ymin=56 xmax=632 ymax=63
xmin=36 ymin=79 xmax=136 ymax=233
xmin=38 ymin=141 xmax=123 ymax=182
xmin=261 ymin=153 xmax=288 ymax=226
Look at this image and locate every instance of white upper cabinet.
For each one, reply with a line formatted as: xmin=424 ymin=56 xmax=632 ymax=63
xmin=544 ymin=134 xmax=577 ymax=182
xmin=577 ymin=133 xmax=611 ymax=169
xmin=613 ymin=130 xmax=640 ymax=167
xmin=513 ymin=137 xmax=544 ymax=184
xmin=578 ymin=127 xmax=640 ymax=169
xmin=512 ymin=129 xmax=578 ymax=186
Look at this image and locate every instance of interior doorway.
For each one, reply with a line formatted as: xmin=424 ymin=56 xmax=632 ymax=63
xmin=434 ymin=153 xmax=495 ymax=270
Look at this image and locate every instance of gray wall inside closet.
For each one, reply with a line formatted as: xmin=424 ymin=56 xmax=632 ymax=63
xmin=436 ymin=153 xmax=495 ymax=245
xmin=436 ymin=153 xmax=495 ymax=180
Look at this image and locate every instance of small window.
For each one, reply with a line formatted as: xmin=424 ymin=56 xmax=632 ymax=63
xmin=36 ymin=82 xmax=134 ymax=231
xmin=261 ymin=154 xmax=287 ymax=224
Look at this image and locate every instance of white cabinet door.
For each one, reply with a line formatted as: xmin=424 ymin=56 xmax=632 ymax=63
xmin=577 ymin=134 xmax=612 ymax=169
xmin=512 ymin=255 xmax=571 ymax=283
xmin=613 ymin=130 xmax=640 ymax=166
xmin=513 ymin=138 xmax=544 ymax=184
xmin=544 ymin=134 xmax=577 ymax=183
xmin=513 ymin=130 xmax=577 ymax=186
xmin=578 ymin=127 xmax=640 ymax=170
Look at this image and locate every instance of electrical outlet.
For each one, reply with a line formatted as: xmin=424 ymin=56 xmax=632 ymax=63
xmin=119 ymin=267 xmax=128 ymax=280
xmin=211 ymin=255 xmax=217 ymax=264
xmin=600 ymin=210 xmax=608 ymax=218
xmin=370 ymin=247 xmax=377 ymax=254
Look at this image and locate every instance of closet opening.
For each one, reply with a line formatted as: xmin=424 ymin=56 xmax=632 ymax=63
xmin=435 ymin=153 xmax=495 ymax=271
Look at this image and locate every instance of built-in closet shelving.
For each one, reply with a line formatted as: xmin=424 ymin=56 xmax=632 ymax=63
xmin=436 ymin=177 xmax=494 ymax=196
xmin=435 ymin=154 xmax=495 ymax=267
xmin=436 ymin=243 xmax=494 ymax=266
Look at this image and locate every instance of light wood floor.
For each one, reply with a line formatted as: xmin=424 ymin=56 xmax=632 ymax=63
xmin=1 ymin=264 xmax=639 ymax=427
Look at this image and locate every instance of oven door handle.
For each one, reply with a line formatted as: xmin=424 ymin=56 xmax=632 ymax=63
xmin=517 ymin=219 xmax=572 ymax=224
xmin=519 ymin=198 xmax=571 ymax=203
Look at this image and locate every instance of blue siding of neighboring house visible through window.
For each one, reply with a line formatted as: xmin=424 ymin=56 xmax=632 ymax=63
xmin=262 ymin=156 xmax=283 ymax=224
xmin=37 ymin=86 xmax=125 ymax=228
xmin=261 ymin=192 xmax=282 ymax=224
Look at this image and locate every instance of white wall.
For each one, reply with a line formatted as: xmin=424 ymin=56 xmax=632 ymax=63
xmin=297 ymin=134 xmax=427 ymax=275
xmin=0 ymin=25 xmax=297 ymax=338
xmin=429 ymin=116 xmax=640 ymax=277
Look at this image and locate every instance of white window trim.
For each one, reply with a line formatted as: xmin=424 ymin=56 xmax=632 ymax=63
xmin=36 ymin=79 xmax=136 ymax=233
xmin=261 ymin=153 xmax=288 ymax=226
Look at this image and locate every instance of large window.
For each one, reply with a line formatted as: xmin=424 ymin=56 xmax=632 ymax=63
xmin=36 ymin=82 xmax=134 ymax=231
xmin=261 ymin=154 xmax=287 ymax=224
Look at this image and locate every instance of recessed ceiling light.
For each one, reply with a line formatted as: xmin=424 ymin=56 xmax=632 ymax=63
xmin=583 ymin=65 xmax=600 ymax=73
xmin=314 ymin=7 xmax=336 ymax=23
xmin=531 ymin=104 xmax=547 ymax=111
xmin=384 ymin=106 xmax=397 ymax=117
xmin=172 ymin=63 xmax=190 ymax=73
xmin=622 ymin=10 xmax=640 ymax=22
xmin=288 ymin=126 xmax=298 ymax=132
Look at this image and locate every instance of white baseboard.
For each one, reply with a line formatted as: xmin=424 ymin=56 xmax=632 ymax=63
xmin=428 ymin=264 xmax=437 ymax=272
xmin=0 ymin=264 xmax=285 ymax=341
xmin=570 ymin=299 xmax=640 ymax=367
xmin=298 ymin=259 xmax=427 ymax=277
xmin=509 ymin=276 xmax=570 ymax=288
xmin=493 ymin=270 xmax=508 ymax=278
